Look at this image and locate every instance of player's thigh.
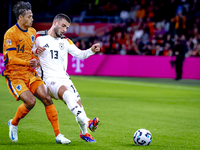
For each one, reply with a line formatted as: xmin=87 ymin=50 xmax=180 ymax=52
xmin=66 ymin=78 xmax=80 ymax=102
xmin=45 ymin=79 xmax=63 ymax=100
xmin=60 ymin=78 xmax=80 ymax=102
xmin=20 ymin=90 xmax=36 ymax=109
xmin=29 ymin=78 xmax=44 ymax=94
xmin=57 ymin=85 xmax=68 ymax=99
xmin=5 ymin=78 xmax=29 ymax=101
xmin=34 ymin=83 xmax=53 ymax=106
xmin=61 ymin=77 xmax=78 ymax=94
xmin=45 ymin=77 xmax=80 ymax=101
xmin=29 ymin=75 xmax=52 ymax=103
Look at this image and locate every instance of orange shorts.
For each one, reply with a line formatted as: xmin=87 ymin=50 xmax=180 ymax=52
xmin=5 ymin=72 xmax=44 ymax=100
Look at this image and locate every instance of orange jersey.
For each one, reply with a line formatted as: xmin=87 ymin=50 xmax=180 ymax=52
xmin=3 ymin=23 xmax=37 ymax=79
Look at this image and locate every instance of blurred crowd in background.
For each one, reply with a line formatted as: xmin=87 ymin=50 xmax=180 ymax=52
xmin=71 ymin=0 xmax=200 ymax=57
xmin=1 ymin=0 xmax=200 ymax=57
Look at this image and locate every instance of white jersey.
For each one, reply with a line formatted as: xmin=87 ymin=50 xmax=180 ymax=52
xmin=32 ymin=30 xmax=95 ymax=80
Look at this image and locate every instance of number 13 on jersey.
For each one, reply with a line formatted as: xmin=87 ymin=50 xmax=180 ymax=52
xmin=50 ymin=50 xmax=58 ymax=59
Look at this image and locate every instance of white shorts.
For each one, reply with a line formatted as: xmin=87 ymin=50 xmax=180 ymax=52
xmin=44 ymin=75 xmax=80 ymax=101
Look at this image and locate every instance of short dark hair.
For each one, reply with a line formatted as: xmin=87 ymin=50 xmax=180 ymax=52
xmin=53 ymin=13 xmax=71 ymax=23
xmin=13 ymin=1 xmax=32 ymax=20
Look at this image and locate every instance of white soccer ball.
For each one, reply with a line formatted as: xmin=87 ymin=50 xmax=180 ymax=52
xmin=133 ymin=129 xmax=152 ymax=146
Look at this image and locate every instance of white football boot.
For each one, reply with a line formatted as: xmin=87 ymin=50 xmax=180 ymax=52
xmin=8 ymin=119 xmax=18 ymax=142
xmin=55 ymin=134 xmax=71 ymax=144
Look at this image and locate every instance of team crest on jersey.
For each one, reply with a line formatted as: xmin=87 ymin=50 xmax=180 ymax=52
xmin=16 ymin=84 xmax=22 ymax=91
xmin=59 ymin=43 xmax=64 ymax=50
xmin=31 ymin=35 xmax=35 ymax=43
xmin=6 ymin=39 xmax=11 ymax=46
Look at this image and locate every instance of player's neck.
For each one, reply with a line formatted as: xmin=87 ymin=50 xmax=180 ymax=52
xmin=47 ymin=28 xmax=57 ymax=38
xmin=17 ymin=21 xmax=28 ymax=31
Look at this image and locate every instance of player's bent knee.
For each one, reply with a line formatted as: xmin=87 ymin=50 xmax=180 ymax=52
xmin=20 ymin=90 xmax=36 ymax=110
xmin=25 ymin=97 xmax=36 ymax=110
xmin=42 ymin=94 xmax=53 ymax=106
xmin=63 ymin=90 xmax=77 ymax=104
xmin=46 ymin=94 xmax=53 ymax=103
xmin=28 ymin=99 xmax=36 ymax=107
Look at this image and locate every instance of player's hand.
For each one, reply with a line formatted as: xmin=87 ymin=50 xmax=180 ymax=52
xmin=36 ymin=46 xmax=46 ymax=54
xmin=91 ymin=43 xmax=100 ymax=53
xmin=29 ymin=58 xmax=40 ymax=69
xmin=35 ymin=59 xmax=40 ymax=69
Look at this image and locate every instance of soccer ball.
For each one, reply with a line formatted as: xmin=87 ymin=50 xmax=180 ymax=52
xmin=133 ymin=129 xmax=152 ymax=146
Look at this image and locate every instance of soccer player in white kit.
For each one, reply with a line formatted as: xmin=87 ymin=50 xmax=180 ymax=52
xmin=32 ymin=14 xmax=100 ymax=142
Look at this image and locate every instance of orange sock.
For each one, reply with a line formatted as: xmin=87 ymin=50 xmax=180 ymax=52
xmin=11 ymin=103 xmax=30 ymax=126
xmin=45 ymin=104 xmax=60 ymax=137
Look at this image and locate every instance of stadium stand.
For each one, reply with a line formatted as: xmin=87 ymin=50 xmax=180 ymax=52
xmin=0 ymin=0 xmax=200 ymax=57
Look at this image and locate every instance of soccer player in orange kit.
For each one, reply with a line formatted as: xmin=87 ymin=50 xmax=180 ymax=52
xmin=3 ymin=1 xmax=70 ymax=144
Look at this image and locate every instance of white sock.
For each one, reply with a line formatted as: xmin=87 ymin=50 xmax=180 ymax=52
xmin=80 ymin=106 xmax=90 ymax=122
xmin=63 ymin=90 xmax=89 ymax=134
xmin=75 ymin=117 xmax=83 ymax=134
xmin=75 ymin=106 xmax=90 ymax=135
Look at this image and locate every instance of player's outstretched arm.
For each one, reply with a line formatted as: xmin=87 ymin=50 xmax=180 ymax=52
xmin=68 ymin=41 xmax=100 ymax=59
xmin=91 ymin=43 xmax=100 ymax=53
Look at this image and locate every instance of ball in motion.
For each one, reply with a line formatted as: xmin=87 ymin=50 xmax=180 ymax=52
xmin=133 ymin=129 xmax=152 ymax=146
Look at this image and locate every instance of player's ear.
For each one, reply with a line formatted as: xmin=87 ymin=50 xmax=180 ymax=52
xmin=18 ymin=14 xmax=23 ymax=21
xmin=53 ymin=20 xmax=58 ymax=26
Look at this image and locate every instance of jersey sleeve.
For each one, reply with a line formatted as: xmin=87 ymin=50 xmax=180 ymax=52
xmin=6 ymin=51 xmax=30 ymax=66
xmin=31 ymin=34 xmax=40 ymax=55
xmin=4 ymin=31 xmax=17 ymax=53
xmin=4 ymin=31 xmax=29 ymax=66
xmin=67 ymin=38 xmax=95 ymax=59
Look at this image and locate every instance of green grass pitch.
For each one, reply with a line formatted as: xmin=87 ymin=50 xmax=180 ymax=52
xmin=0 ymin=75 xmax=200 ymax=150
